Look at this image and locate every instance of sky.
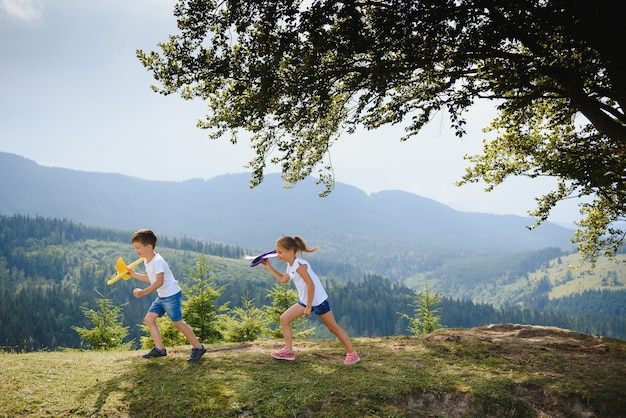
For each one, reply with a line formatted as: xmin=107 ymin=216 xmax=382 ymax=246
xmin=0 ymin=0 xmax=583 ymax=225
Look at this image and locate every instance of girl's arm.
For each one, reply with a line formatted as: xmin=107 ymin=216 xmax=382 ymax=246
xmin=261 ymin=259 xmax=290 ymax=283
xmin=296 ymin=262 xmax=315 ymax=317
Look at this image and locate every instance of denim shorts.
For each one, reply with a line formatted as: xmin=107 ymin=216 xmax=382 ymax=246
xmin=298 ymin=299 xmax=331 ymax=315
xmin=148 ymin=291 xmax=183 ymax=322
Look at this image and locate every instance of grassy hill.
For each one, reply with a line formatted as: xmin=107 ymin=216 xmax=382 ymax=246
xmin=406 ymin=250 xmax=626 ymax=307
xmin=2 ymin=325 xmax=625 ymax=418
xmin=530 ymin=253 xmax=626 ymax=298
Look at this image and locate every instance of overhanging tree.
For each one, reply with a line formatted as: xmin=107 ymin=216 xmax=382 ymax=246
xmin=137 ymin=0 xmax=626 ymax=263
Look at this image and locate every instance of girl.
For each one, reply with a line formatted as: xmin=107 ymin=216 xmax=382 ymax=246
xmin=261 ymin=236 xmax=360 ymax=365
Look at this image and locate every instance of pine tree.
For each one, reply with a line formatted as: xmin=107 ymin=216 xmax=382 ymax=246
xmin=399 ymin=283 xmax=443 ymax=336
xmin=217 ymin=293 xmax=268 ymax=342
xmin=72 ymin=289 xmax=132 ymax=350
xmin=181 ymin=255 xmax=228 ymax=343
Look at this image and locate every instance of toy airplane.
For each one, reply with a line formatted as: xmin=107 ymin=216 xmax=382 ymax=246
xmin=107 ymin=257 xmax=145 ymax=285
xmin=244 ymin=250 xmax=277 ymax=267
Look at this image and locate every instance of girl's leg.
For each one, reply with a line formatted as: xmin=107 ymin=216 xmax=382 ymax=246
xmin=319 ymin=311 xmax=354 ymax=353
xmin=145 ymin=312 xmax=164 ymax=349
xmin=279 ymin=303 xmax=306 ymax=351
xmin=172 ymin=320 xmax=203 ymax=348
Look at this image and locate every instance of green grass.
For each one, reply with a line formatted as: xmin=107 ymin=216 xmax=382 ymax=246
xmin=536 ymin=253 xmax=626 ymax=298
xmin=2 ymin=326 xmax=625 ymax=417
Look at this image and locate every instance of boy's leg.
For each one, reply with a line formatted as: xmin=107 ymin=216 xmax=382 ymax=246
xmin=172 ymin=320 xmax=203 ymax=349
xmin=172 ymin=320 xmax=207 ymax=362
xmin=164 ymin=293 xmax=206 ymax=362
xmin=161 ymin=291 xmax=202 ymax=348
xmin=145 ymin=311 xmax=165 ymax=349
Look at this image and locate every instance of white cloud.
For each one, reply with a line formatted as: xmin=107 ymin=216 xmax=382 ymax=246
xmin=0 ymin=0 xmax=43 ymax=24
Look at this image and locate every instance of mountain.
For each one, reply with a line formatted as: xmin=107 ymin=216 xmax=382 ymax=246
xmin=0 ymin=152 xmax=575 ymax=282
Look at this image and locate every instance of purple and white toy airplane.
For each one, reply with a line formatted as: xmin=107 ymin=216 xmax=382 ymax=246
xmin=244 ymin=249 xmax=278 ymax=267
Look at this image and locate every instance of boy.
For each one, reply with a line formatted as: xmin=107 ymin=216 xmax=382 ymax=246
xmin=128 ymin=229 xmax=206 ymax=362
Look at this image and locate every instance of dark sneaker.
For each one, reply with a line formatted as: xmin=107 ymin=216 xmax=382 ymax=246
xmin=188 ymin=345 xmax=207 ymax=362
xmin=142 ymin=347 xmax=167 ymax=358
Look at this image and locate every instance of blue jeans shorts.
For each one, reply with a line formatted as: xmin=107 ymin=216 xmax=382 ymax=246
xmin=148 ymin=291 xmax=183 ymax=322
xmin=298 ymin=299 xmax=331 ymax=315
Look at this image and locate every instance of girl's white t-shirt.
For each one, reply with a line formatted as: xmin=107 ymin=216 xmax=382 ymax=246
xmin=144 ymin=253 xmax=181 ymax=298
xmin=286 ymin=258 xmax=328 ymax=306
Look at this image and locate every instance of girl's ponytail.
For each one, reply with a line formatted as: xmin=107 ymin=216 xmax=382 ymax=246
xmin=292 ymin=236 xmax=319 ymax=254
xmin=276 ymin=236 xmax=319 ymax=255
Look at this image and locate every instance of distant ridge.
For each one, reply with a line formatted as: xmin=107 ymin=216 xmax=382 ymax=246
xmin=0 ymin=152 xmax=573 ymax=251
xmin=0 ymin=151 xmax=575 ymax=285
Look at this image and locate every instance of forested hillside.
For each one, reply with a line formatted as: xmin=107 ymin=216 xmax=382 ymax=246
xmin=5 ymin=151 xmax=608 ymax=306
xmin=1 ymin=215 xmax=625 ymax=352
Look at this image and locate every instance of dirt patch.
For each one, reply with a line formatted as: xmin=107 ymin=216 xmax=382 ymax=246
xmin=414 ymin=324 xmax=625 ymax=417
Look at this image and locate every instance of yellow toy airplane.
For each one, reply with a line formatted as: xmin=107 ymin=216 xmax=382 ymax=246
xmin=107 ymin=257 xmax=145 ymax=285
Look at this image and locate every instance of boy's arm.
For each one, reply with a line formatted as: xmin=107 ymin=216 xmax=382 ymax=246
xmin=130 ymin=269 xmax=150 ymax=283
xmin=133 ymin=272 xmax=164 ymax=298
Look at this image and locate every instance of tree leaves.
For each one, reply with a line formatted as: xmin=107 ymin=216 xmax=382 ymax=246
xmin=138 ymin=0 xmax=626 ymax=262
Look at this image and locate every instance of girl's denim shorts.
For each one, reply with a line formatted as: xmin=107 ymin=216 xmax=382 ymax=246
xmin=298 ymin=299 xmax=331 ymax=315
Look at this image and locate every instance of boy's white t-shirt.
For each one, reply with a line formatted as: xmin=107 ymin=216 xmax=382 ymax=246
xmin=286 ymin=257 xmax=328 ymax=306
xmin=144 ymin=253 xmax=181 ymax=298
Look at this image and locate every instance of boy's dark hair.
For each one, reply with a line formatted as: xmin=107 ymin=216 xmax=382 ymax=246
xmin=131 ymin=229 xmax=157 ymax=248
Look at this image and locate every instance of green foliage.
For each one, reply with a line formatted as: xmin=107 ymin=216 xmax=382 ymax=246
xmin=0 ymin=282 xmax=86 ymax=351
xmin=263 ymin=283 xmax=314 ymax=340
xmin=217 ymin=294 xmax=268 ymax=342
xmin=181 ymin=255 xmax=229 ymax=343
xmin=138 ymin=1 xmax=626 ymax=261
xmin=3 ymin=215 xmax=626 ymax=351
xmin=458 ymin=98 xmax=626 ymax=265
xmin=399 ymin=283 xmax=443 ymax=336
xmin=327 ymin=275 xmax=416 ymax=337
xmin=72 ymin=289 xmax=132 ymax=350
